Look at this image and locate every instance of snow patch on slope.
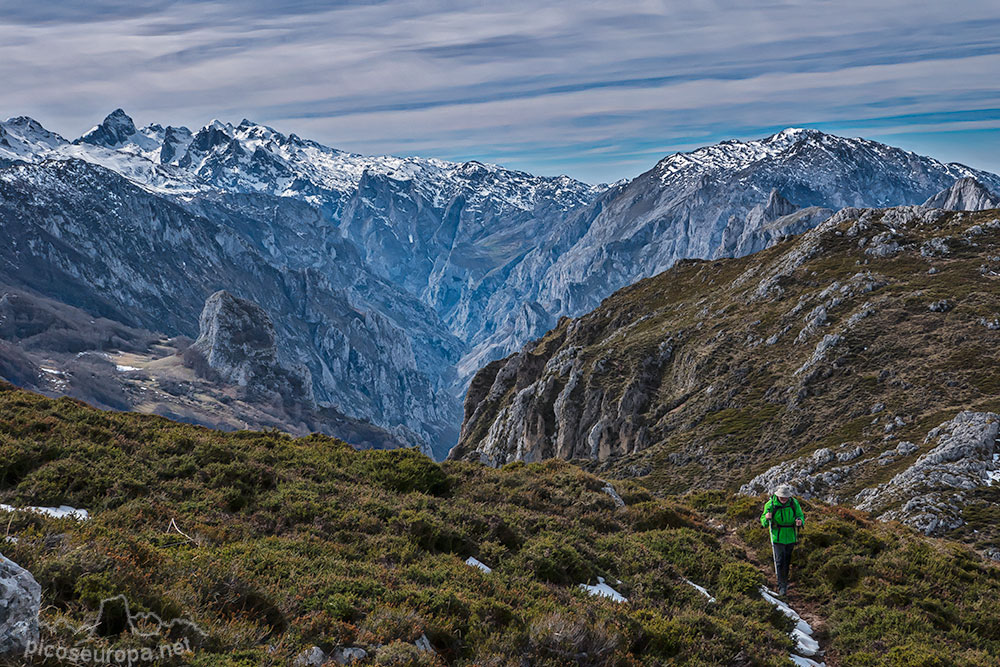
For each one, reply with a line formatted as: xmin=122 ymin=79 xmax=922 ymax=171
xmin=464 ymin=557 xmax=492 ymax=574
xmin=1 ymin=504 xmax=90 ymax=521
xmin=579 ymin=577 xmax=627 ymax=603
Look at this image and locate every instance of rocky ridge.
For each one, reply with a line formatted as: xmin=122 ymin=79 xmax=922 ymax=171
xmin=741 ymin=411 xmax=1000 ymax=541
xmin=453 ymin=205 xmax=1000 ymax=553
xmin=922 ymin=177 xmax=1000 ymax=211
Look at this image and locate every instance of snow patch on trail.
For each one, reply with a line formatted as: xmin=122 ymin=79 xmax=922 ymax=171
xmin=683 ymin=578 xmax=716 ymax=603
xmin=760 ymin=587 xmax=825 ymax=665
xmin=464 ymin=557 xmax=492 ymax=574
xmin=579 ymin=577 xmax=627 ymax=603
xmin=0 ymin=504 xmax=90 ymax=520
xmin=790 ymin=655 xmax=825 ymax=667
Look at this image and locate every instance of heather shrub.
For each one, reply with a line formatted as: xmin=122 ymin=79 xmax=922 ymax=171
xmin=718 ymin=562 xmax=765 ymax=597
xmin=0 ymin=383 xmax=997 ymax=665
xmin=518 ymin=534 xmax=594 ymax=584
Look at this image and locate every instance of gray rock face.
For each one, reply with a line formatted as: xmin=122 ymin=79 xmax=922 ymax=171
xmin=856 ymin=411 xmax=999 ymax=535
xmin=191 ymin=290 xmax=310 ymax=403
xmin=159 ymin=126 xmax=194 ymax=165
xmin=292 ymin=646 xmax=326 ymax=667
xmin=601 ymin=482 xmax=626 ymax=508
xmin=330 ymin=647 xmax=368 ymax=664
xmin=0 ymin=159 xmax=457 ymax=456
xmin=741 ymin=412 xmax=1000 ymax=536
xmin=739 ymin=448 xmax=839 ymax=499
xmin=454 ymin=325 xmax=673 ymax=464
xmin=922 ymin=177 xmax=1000 ymax=211
xmin=0 ymin=554 xmax=41 ymax=656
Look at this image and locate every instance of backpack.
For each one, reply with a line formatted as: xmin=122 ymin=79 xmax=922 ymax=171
xmin=769 ymin=495 xmax=798 ymax=528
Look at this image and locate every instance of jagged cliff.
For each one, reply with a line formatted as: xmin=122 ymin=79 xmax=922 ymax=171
xmin=922 ymin=177 xmax=1000 ymax=211
xmin=0 ymin=158 xmax=457 ymax=455
xmin=191 ymin=290 xmax=312 ymax=403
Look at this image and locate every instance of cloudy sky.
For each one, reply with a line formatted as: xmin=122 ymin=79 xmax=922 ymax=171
xmin=2 ymin=0 xmax=999 ymax=183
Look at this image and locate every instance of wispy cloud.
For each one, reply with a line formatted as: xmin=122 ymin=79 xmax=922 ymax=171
xmin=2 ymin=0 xmax=999 ymax=182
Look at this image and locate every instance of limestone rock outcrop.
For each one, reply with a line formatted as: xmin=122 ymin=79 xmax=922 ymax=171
xmin=0 ymin=555 xmax=41 ymax=656
xmin=742 ymin=412 xmax=1000 ymax=536
xmin=191 ymin=290 xmax=310 ymax=403
xmin=855 ymin=411 xmax=999 ymax=535
xmin=922 ymin=177 xmax=1000 ymax=211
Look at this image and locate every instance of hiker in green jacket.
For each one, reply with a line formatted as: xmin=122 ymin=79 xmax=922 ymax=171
xmin=760 ymin=483 xmax=804 ymax=596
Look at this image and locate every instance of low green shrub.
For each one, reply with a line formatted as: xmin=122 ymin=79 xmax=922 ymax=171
xmin=718 ymin=562 xmax=765 ymax=597
xmin=358 ymin=448 xmax=451 ymax=496
xmin=0 ymin=384 xmax=997 ymax=664
xmin=518 ymin=534 xmax=594 ymax=585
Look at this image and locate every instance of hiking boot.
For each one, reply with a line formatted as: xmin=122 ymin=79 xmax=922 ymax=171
xmin=778 ymin=583 xmax=788 ymax=596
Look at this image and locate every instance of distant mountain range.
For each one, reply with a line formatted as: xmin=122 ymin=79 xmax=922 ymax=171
xmin=1 ymin=110 xmax=998 ymax=456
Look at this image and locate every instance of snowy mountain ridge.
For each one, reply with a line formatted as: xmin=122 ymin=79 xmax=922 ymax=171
xmin=3 ymin=109 xmax=1000 ymax=458
xmin=655 ymin=127 xmax=995 ymax=195
xmin=2 ymin=111 xmax=600 ymax=215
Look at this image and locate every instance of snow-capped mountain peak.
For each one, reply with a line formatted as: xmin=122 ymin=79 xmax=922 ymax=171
xmin=0 ymin=116 xmax=67 ymax=160
xmin=5 ymin=110 xmax=599 ymax=216
xmin=770 ymin=126 xmax=820 ymax=140
xmin=207 ymin=119 xmax=234 ymax=133
xmin=76 ymin=108 xmax=139 ymax=148
xmin=655 ymin=127 xmax=828 ymax=181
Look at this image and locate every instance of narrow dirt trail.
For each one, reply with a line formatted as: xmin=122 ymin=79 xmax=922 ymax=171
xmin=716 ymin=521 xmax=839 ymax=667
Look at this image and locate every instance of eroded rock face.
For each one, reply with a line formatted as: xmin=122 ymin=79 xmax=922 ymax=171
xmin=0 ymin=158 xmax=460 ymax=457
xmin=0 ymin=555 xmax=41 ymax=656
xmin=191 ymin=290 xmax=311 ymax=403
xmin=453 ymin=319 xmax=674 ymax=464
xmin=75 ymin=108 xmax=138 ymax=148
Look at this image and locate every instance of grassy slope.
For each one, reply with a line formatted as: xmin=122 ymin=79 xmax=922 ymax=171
xmin=1 ymin=384 xmax=999 ymax=665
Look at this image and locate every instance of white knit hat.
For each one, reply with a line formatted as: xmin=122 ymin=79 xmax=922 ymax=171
xmin=774 ymin=484 xmax=795 ymax=497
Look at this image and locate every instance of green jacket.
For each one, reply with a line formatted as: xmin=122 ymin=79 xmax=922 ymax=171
xmin=760 ymin=496 xmax=804 ymax=544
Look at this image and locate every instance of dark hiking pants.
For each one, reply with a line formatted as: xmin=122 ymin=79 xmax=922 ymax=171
xmin=772 ymin=542 xmax=794 ymax=588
